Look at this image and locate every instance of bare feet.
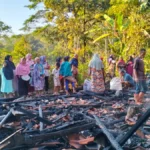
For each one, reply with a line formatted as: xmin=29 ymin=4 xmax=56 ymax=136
xmin=136 ymin=102 xmax=143 ymax=105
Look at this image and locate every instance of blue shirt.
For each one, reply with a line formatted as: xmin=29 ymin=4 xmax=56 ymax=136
xmin=60 ymin=61 xmax=72 ymax=77
xmin=70 ymin=58 xmax=78 ymax=68
xmin=124 ymin=73 xmax=134 ymax=86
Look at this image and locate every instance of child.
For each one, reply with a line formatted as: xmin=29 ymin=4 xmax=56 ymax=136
xmin=52 ymin=62 xmax=61 ymax=95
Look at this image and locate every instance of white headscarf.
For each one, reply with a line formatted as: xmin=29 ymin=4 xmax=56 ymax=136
xmin=89 ymin=54 xmax=104 ymax=70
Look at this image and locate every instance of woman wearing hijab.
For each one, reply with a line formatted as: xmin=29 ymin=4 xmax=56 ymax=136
xmin=33 ymin=57 xmax=45 ymax=97
xmin=26 ymin=53 xmax=34 ymax=67
xmin=60 ymin=56 xmax=76 ymax=95
xmin=5 ymin=55 xmax=17 ymax=95
xmin=89 ymin=54 xmax=105 ymax=93
xmin=126 ymin=56 xmax=134 ymax=76
xmin=26 ymin=53 xmax=34 ymax=95
xmin=0 ymin=60 xmax=14 ymax=98
xmin=40 ymin=56 xmax=50 ymax=93
xmin=16 ymin=58 xmax=30 ymax=97
xmin=5 ymin=55 xmax=16 ymax=70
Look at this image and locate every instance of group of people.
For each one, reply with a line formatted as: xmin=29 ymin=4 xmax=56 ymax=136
xmin=88 ymin=49 xmax=147 ymax=105
xmin=0 ymin=54 xmax=79 ymax=98
xmin=0 ymin=49 xmax=147 ymax=105
xmin=0 ymin=54 xmax=51 ymax=98
xmin=108 ymin=54 xmax=135 ymax=78
xmin=53 ymin=54 xmax=78 ymax=95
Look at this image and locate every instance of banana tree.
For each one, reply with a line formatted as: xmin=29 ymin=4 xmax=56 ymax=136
xmin=93 ymin=13 xmax=129 ymax=57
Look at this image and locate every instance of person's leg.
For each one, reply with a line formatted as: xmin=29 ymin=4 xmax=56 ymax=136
xmin=138 ymin=80 xmax=147 ymax=103
xmin=9 ymin=93 xmax=13 ymax=98
xmin=53 ymin=86 xmax=56 ymax=94
xmin=134 ymin=81 xmax=140 ymax=104
xmin=18 ymin=77 xmax=24 ymax=97
xmin=134 ymin=93 xmax=139 ymax=103
xmin=60 ymin=78 xmax=64 ymax=91
xmin=138 ymin=92 xmax=145 ymax=103
xmin=35 ymin=90 xmax=39 ymax=97
xmin=3 ymin=93 xmax=7 ymax=98
xmin=72 ymin=82 xmax=76 ymax=93
xmin=25 ymin=81 xmax=29 ymax=96
xmin=65 ymin=79 xmax=69 ymax=95
xmin=56 ymin=86 xmax=60 ymax=95
xmin=45 ymin=76 xmax=49 ymax=92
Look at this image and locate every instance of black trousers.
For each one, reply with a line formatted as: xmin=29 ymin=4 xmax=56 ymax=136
xmin=45 ymin=76 xmax=49 ymax=91
xmin=18 ymin=77 xmax=29 ymax=96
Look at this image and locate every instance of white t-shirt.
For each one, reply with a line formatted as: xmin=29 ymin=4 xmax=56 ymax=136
xmin=43 ymin=63 xmax=50 ymax=77
xmin=52 ymin=68 xmax=59 ymax=79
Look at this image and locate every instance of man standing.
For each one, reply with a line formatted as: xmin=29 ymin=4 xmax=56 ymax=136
xmin=133 ymin=49 xmax=147 ymax=105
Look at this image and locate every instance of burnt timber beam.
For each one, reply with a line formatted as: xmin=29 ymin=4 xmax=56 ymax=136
xmin=119 ymin=108 xmax=150 ymax=146
xmin=28 ymin=122 xmax=95 ymax=143
xmin=93 ymin=115 xmax=123 ymax=150
xmin=15 ymin=107 xmax=53 ymax=125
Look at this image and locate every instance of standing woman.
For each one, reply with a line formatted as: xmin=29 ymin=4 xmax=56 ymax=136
xmin=0 ymin=60 xmax=14 ymax=98
xmin=5 ymin=55 xmax=15 ymax=70
xmin=33 ymin=57 xmax=45 ymax=97
xmin=26 ymin=53 xmax=34 ymax=95
xmin=40 ymin=56 xmax=50 ymax=93
xmin=5 ymin=55 xmax=17 ymax=95
xmin=89 ymin=54 xmax=105 ymax=93
xmin=126 ymin=56 xmax=134 ymax=76
xmin=16 ymin=58 xmax=30 ymax=97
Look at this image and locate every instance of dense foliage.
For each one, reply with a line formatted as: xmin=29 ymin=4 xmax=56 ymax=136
xmin=0 ymin=0 xmax=150 ymax=84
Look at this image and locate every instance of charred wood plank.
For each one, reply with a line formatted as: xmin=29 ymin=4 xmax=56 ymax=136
xmin=0 ymin=129 xmax=23 ymax=145
xmin=39 ymin=105 xmax=43 ymax=131
xmin=93 ymin=115 xmax=123 ymax=150
xmin=0 ymin=109 xmax=12 ymax=127
xmin=15 ymin=107 xmax=53 ymax=125
xmin=82 ymin=91 xmax=110 ymax=101
xmin=119 ymin=108 xmax=150 ymax=146
xmin=28 ymin=122 xmax=95 ymax=143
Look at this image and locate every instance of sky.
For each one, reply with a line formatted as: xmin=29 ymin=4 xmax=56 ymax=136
xmin=0 ymin=0 xmax=37 ymax=34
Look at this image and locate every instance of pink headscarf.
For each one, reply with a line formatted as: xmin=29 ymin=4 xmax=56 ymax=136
xmin=26 ymin=53 xmax=34 ymax=67
xmin=16 ymin=58 xmax=30 ymax=76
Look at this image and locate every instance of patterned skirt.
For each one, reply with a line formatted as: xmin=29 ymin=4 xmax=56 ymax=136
xmin=91 ymin=70 xmax=105 ymax=93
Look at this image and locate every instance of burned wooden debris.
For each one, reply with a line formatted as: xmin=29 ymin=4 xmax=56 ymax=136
xmin=0 ymin=91 xmax=150 ymax=149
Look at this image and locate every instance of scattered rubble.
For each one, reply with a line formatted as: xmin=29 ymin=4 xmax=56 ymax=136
xmin=0 ymin=90 xmax=150 ymax=150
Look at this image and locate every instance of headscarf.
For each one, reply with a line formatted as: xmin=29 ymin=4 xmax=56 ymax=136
xmin=26 ymin=53 xmax=34 ymax=67
xmin=16 ymin=58 xmax=30 ymax=76
xmin=3 ymin=60 xmax=14 ymax=80
xmin=89 ymin=54 xmax=104 ymax=70
xmin=40 ymin=56 xmax=46 ymax=65
xmin=5 ymin=55 xmax=16 ymax=70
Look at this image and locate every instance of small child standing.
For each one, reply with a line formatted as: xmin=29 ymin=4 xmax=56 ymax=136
xmin=52 ymin=62 xmax=61 ymax=95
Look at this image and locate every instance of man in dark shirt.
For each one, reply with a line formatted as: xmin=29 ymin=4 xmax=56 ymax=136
xmin=70 ymin=54 xmax=78 ymax=68
xmin=133 ymin=48 xmax=147 ymax=105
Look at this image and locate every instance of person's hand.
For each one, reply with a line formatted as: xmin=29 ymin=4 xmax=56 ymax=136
xmin=135 ymin=78 xmax=139 ymax=83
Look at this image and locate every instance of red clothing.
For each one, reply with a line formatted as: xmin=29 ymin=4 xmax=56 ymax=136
xmin=126 ymin=61 xmax=133 ymax=76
